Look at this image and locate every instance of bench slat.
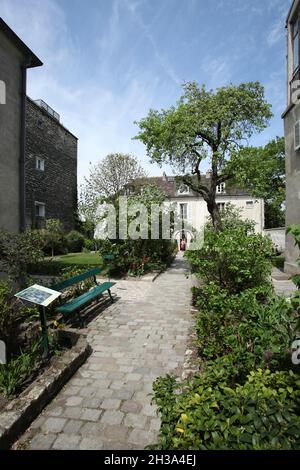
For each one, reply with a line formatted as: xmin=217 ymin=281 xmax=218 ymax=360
xmin=56 ymin=282 xmax=115 ymax=314
xmin=52 ymin=267 xmax=102 ymax=291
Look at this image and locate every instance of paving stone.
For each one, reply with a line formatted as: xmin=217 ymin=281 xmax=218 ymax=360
xmin=101 ymin=424 xmax=130 ymax=442
xmin=80 ymin=408 xmax=102 ymax=421
xmin=124 ymin=413 xmax=148 ymax=429
xmin=101 ymin=410 xmax=124 ymax=425
xmin=41 ymin=417 xmax=67 ymax=433
xmin=120 ymin=400 xmax=142 ymax=414
xmin=110 ymin=389 xmax=134 ymax=400
xmin=52 ymin=434 xmax=81 ymax=450
xmin=15 ymin=254 xmax=193 ymax=451
xmin=82 ymin=397 xmax=102 ymax=409
xmin=62 ymin=407 xmax=82 ymax=420
xmin=29 ymin=433 xmax=57 ymax=450
xmin=101 ymin=398 xmax=121 ymax=410
xmin=149 ymin=418 xmax=161 ymax=432
xmin=141 ymin=404 xmax=158 ymax=417
xmin=128 ymin=429 xmax=157 ymax=447
xmin=64 ymin=420 xmax=84 ymax=434
xmin=79 ymin=437 xmax=103 ymax=450
xmin=65 ymin=396 xmax=83 ymax=407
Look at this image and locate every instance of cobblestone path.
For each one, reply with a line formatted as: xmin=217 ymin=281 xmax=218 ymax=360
xmin=17 ymin=255 xmax=193 ymax=450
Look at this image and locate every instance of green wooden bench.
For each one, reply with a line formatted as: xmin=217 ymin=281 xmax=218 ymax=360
xmin=52 ymin=268 xmax=115 ymax=327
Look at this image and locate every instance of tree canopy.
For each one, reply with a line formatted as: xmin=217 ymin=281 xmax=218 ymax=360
xmin=135 ymin=81 xmax=272 ymax=230
xmin=80 ymin=153 xmax=146 ymax=224
xmin=229 ymin=137 xmax=285 ymax=228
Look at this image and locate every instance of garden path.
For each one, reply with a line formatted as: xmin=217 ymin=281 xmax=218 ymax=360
xmin=16 ymin=253 xmax=193 ymax=450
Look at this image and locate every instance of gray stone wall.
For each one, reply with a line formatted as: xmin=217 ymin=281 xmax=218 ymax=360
xmin=284 ymin=104 xmax=300 ymax=274
xmin=0 ymin=30 xmax=24 ymax=232
xmin=25 ymin=98 xmax=78 ymax=232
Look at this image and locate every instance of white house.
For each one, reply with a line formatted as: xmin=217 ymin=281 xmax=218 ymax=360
xmin=147 ymin=173 xmax=265 ymax=249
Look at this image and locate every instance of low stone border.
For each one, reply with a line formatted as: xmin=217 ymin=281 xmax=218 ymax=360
xmin=0 ymin=331 xmax=91 ymax=450
xmin=181 ymin=307 xmax=201 ymax=381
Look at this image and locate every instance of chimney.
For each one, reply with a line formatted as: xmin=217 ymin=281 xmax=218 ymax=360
xmin=162 ymin=171 xmax=168 ymax=182
xmin=205 ymin=170 xmax=212 ymax=178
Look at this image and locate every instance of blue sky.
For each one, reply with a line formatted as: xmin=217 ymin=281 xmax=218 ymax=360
xmin=0 ymin=0 xmax=292 ymax=184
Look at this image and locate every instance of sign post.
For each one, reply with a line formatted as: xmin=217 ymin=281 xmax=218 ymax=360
xmin=15 ymin=284 xmax=61 ymax=357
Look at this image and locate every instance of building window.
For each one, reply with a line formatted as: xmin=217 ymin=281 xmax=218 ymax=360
xmin=36 ymin=157 xmax=45 ymax=171
xmin=293 ymin=13 xmax=300 ymax=73
xmin=179 ymin=203 xmax=188 ymax=220
xmin=246 ymin=201 xmax=254 ymax=209
xmin=295 ymin=120 xmax=300 ymax=150
xmin=177 ymin=184 xmax=190 ymax=195
xmin=216 ymin=183 xmax=226 ymax=194
xmin=35 ymin=202 xmax=45 ymax=218
xmin=217 ymin=202 xmax=226 ymax=211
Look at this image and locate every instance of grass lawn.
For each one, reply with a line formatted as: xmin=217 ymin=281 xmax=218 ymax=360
xmin=54 ymin=252 xmax=102 ymax=266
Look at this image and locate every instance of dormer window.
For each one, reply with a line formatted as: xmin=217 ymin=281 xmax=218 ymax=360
xmin=217 ymin=183 xmax=226 ymax=194
xmin=177 ymin=184 xmax=190 ymax=195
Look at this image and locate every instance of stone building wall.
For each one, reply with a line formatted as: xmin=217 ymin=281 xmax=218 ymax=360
xmin=25 ymin=97 xmax=78 ymax=232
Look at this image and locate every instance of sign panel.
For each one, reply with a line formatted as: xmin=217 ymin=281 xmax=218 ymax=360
xmin=15 ymin=284 xmax=61 ymax=307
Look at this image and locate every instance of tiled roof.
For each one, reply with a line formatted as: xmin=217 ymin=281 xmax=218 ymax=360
xmin=140 ymin=175 xmax=252 ymax=198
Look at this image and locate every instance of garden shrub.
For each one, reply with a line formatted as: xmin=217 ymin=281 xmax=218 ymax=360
xmin=65 ymin=230 xmax=85 ymax=253
xmin=152 ymin=369 xmax=300 ymax=450
xmin=194 ymin=284 xmax=294 ymax=383
xmin=186 ymin=225 xmax=273 ymax=293
xmin=0 ymin=340 xmax=41 ymax=396
xmin=185 ymin=206 xmax=273 ymax=294
xmin=151 ymin=212 xmax=300 ymax=450
xmin=0 ymin=281 xmax=16 ymax=345
xmin=0 ymin=229 xmax=44 ymax=284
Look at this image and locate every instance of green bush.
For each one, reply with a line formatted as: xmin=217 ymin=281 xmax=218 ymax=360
xmin=152 ymin=369 xmax=300 ymax=450
xmin=185 ymin=225 xmax=273 ymax=294
xmin=0 ymin=281 xmax=16 ymax=344
xmin=65 ymin=230 xmax=85 ymax=253
xmin=194 ymin=284 xmax=294 ymax=383
xmin=83 ymin=238 xmax=95 ymax=251
xmin=99 ymin=238 xmax=177 ymax=277
xmin=0 ymin=340 xmax=41 ymax=396
xmin=272 ymin=255 xmax=285 ymax=270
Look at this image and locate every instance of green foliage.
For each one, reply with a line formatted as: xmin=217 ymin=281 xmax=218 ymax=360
xmin=0 ymin=229 xmax=44 ymax=284
xmin=0 ymin=340 xmax=41 ymax=396
xmin=194 ymin=284 xmax=293 ymax=382
xmin=152 ymin=215 xmax=299 ymax=450
xmin=42 ymin=219 xmax=64 ymax=257
xmin=0 ymin=281 xmax=16 ymax=344
xmin=79 ymin=153 xmax=146 ymax=224
xmin=272 ymin=255 xmax=285 ymax=270
xmin=229 ymin=137 xmax=285 ymax=229
xmin=99 ymin=184 xmax=177 ymax=276
xmin=58 ymin=266 xmax=94 ymax=298
xmin=152 ymin=369 xmax=300 ymax=450
xmin=185 ymin=224 xmax=273 ymax=294
xmin=65 ymin=230 xmax=86 ymax=253
xmin=287 ymin=225 xmax=300 ymax=323
xmin=135 ymin=81 xmax=272 ymax=230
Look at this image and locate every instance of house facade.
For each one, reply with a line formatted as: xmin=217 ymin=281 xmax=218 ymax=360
xmin=148 ymin=173 xmax=264 ymax=249
xmin=0 ymin=18 xmax=42 ymax=232
xmin=283 ymin=0 xmax=300 ymax=274
xmin=25 ymin=97 xmax=78 ymax=231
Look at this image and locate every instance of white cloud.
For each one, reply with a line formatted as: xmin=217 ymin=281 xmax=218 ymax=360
xmin=267 ymin=20 xmax=284 ymax=46
xmin=0 ymin=0 xmax=172 ymax=184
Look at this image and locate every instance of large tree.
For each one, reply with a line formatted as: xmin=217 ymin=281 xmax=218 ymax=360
xmin=80 ymin=153 xmax=146 ymax=224
xmin=134 ymin=81 xmax=272 ymax=231
xmin=228 ymin=137 xmax=285 ymax=229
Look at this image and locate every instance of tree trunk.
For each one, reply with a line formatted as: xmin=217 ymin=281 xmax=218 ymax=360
xmin=51 ymin=245 xmax=54 ymax=258
xmin=206 ymin=194 xmax=223 ymax=232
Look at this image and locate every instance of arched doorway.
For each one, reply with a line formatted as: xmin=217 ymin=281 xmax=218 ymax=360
xmin=173 ymin=229 xmax=193 ymax=251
